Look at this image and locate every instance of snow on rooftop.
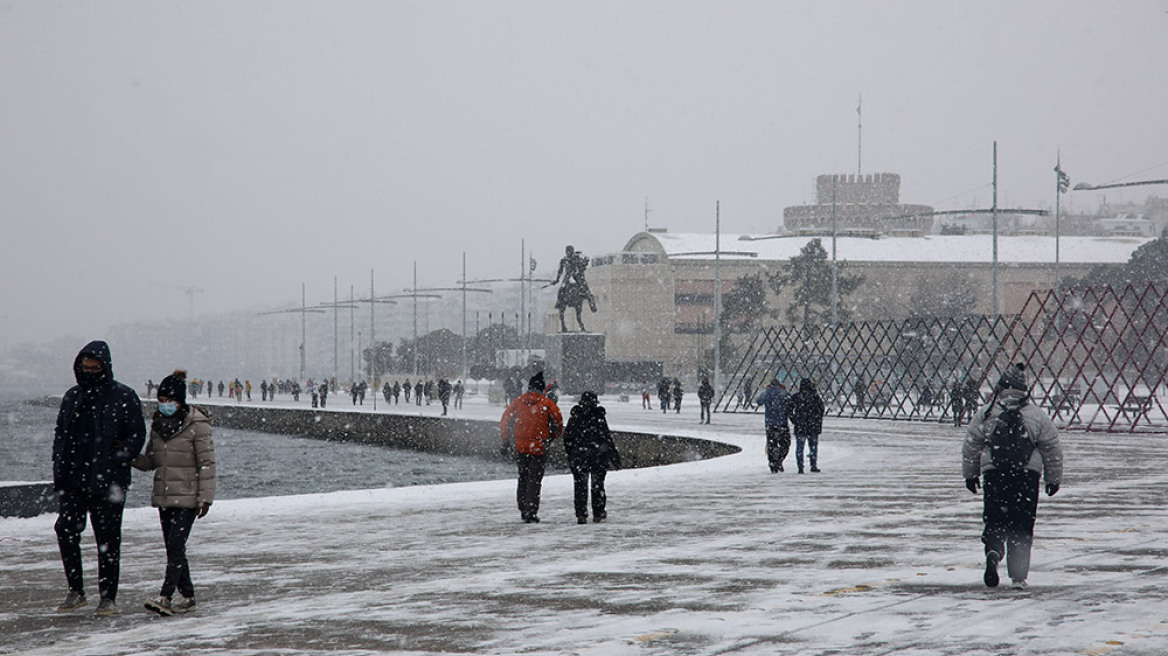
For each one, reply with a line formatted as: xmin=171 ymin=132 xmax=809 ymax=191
xmin=633 ymin=231 xmax=1151 ymax=265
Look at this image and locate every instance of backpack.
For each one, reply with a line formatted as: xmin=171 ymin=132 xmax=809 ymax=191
xmin=987 ymin=402 xmax=1033 ymax=470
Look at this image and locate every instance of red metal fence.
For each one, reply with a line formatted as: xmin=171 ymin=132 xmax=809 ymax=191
xmin=718 ymin=282 xmax=1168 ymax=432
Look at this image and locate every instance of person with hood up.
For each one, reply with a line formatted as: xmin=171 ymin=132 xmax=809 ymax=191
xmin=133 ymin=370 xmax=216 ymax=616
xmin=562 ymin=391 xmax=621 ymax=524
xmin=697 ymin=377 xmax=714 ymax=424
xmin=52 ymin=340 xmax=147 ymax=616
xmin=962 ymin=363 xmax=1063 ymax=590
xmin=499 ymin=372 xmax=564 ymax=523
xmin=789 ymin=378 xmax=826 ymax=473
xmin=755 ymin=379 xmax=793 ymax=473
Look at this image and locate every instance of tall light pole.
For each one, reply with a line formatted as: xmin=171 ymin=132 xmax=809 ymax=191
xmin=1054 ymin=154 xmax=1070 ymax=291
xmin=713 ymin=201 xmax=722 ymax=397
xmin=257 ymin=283 xmax=324 ymax=385
xmin=992 ymin=141 xmax=999 ymax=315
xmin=831 ymin=176 xmax=839 ymax=327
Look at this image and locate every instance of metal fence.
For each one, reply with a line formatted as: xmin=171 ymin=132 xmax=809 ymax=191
xmin=717 ymin=282 xmax=1168 ymax=433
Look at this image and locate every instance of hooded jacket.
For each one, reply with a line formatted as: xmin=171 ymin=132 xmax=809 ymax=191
xmin=962 ymin=388 xmax=1063 ymax=484
xmin=562 ymin=396 xmax=621 ymax=473
xmin=755 ymin=385 xmax=792 ymax=427
xmin=500 ymin=390 xmax=564 ymax=456
xmin=789 ymin=379 xmax=826 ymax=435
xmin=52 ymin=340 xmax=147 ymax=496
xmin=133 ymin=405 xmax=216 ymax=508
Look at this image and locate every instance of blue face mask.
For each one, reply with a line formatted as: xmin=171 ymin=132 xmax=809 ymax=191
xmin=158 ymin=401 xmax=179 ymax=416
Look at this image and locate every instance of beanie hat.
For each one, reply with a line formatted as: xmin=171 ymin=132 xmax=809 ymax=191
xmin=157 ymin=369 xmax=188 ymax=405
xmin=996 ymin=363 xmax=1027 ymax=392
xmin=528 ymin=371 xmax=546 ymax=392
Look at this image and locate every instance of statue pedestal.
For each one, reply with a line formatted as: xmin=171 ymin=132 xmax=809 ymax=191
xmin=545 ymin=332 xmax=606 ymax=396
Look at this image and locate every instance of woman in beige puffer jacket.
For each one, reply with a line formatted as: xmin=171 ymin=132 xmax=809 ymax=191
xmin=132 ymin=370 xmax=215 ymax=615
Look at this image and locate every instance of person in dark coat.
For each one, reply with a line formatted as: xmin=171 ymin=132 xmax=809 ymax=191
xmin=437 ymin=378 xmax=452 ymax=415
xmin=698 ymin=377 xmax=715 ymax=424
xmin=950 ymin=380 xmax=965 ymax=426
xmin=562 ymin=391 xmax=621 ymax=524
xmin=671 ymin=378 xmax=683 ymax=413
xmin=52 ymin=340 xmax=148 ymax=616
xmin=657 ymin=377 xmax=670 ymax=414
xmin=789 ymin=378 xmax=826 ymax=473
xmin=415 ymin=380 xmax=424 ymax=406
xmin=755 ymin=379 xmax=793 ymax=473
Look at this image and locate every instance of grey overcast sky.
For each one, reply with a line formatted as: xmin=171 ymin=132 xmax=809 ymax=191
xmin=2 ymin=0 xmax=1166 ymax=348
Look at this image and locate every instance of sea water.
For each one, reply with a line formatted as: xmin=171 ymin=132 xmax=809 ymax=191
xmin=0 ymin=392 xmax=516 ymax=509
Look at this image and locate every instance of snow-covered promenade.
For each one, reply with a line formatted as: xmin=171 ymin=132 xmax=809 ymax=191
xmin=3 ymin=395 xmax=1167 ymax=655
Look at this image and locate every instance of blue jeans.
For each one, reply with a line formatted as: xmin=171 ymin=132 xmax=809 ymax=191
xmin=795 ymin=433 xmax=819 ymax=471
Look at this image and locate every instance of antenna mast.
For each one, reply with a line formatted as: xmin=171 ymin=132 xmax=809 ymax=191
xmin=856 ymin=94 xmax=863 ymax=175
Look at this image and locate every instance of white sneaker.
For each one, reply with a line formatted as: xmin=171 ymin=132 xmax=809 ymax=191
xmin=172 ymin=596 xmax=197 ymax=614
xmin=94 ymin=598 xmax=118 ymax=616
xmin=145 ymin=596 xmax=174 ymax=616
xmin=1010 ymin=579 xmax=1028 ymax=590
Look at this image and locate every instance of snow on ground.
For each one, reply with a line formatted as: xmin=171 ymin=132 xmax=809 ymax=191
xmin=2 ymin=394 xmax=1168 ymax=655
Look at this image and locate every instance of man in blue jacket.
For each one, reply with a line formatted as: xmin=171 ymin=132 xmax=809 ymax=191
xmin=755 ymin=379 xmax=793 ymax=473
xmin=52 ymin=341 xmax=147 ymax=616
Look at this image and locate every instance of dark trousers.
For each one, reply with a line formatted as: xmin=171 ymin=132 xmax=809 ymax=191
xmin=700 ymin=402 xmax=711 ymax=423
xmin=795 ymin=432 xmax=819 ymax=470
xmin=982 ymin=468 xmax=1041 ymax=581
xmin=765 ymin=425 xmax=791 ymax=472
xmin=159 ymin=507 xmax=198 ymax=599
xmin=515 ymin=454 xmax=547 ymax=520
xmin=571 ymin=468 xmax=607 ymax=519
xmin=55 ymin=488 xmax=125 ymax=601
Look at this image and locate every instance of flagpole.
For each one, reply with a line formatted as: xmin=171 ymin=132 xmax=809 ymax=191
xmin=1054 ymin=152 xmax=1068 ymax=293
xmin=856 ymin=94 xmax=862 ymax=176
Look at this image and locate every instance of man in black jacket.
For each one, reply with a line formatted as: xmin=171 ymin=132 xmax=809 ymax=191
xmin=52 ymin=341 xmax=147 ymax=616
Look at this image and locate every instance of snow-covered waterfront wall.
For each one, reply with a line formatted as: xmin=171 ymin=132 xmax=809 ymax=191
xmin=143 ymin=401 xmax=739 ymax=470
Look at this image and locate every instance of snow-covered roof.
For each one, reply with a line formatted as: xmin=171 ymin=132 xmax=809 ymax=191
xmin=624 ymin=231 xmax=1152 ymax=265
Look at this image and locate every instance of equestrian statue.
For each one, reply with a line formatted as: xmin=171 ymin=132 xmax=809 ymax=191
xmin=549 ymin=245 xmax=597 ymax=332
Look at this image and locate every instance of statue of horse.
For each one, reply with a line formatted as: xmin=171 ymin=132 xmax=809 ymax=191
xmin=552 ymin=246 xmax=597 ymax=332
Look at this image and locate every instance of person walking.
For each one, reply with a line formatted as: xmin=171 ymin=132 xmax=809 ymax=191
xmin=789 ymin=378 xmax=826 ymax=473
xmin=415 ymin=380 xmax=424 ymax=406
xmin=438 ymin=378 xmax=452 ymax=415
xmin=133 ymin=370 xmax=216 ymax=616
xmin=755 ymin=379 xmax=793 ymax=473
xmin=640 ymin=382 xmax=651 ymax=410
xmin=671 ymin=378 xmax=683 ymax=413
xmin=657 ymin=377 xmax=670 ymax=414
xmin=950 ymin=380 xmax=965 ymax=427
xmin=698 ymin=377 xmax=714 ymax=424
xmin=318 ymin=382 xmax=328 ymax=408
xmin=52 ymin=340 xmax=147 ymax=616
xmin=562 ymin=391 xmax=621 ymax=524
xmin=499 ymin=372 xmax=564 ymax=523
xmin=453 ymin=380 xmax=464 ymax=409
xmin=963 ymin=363 xmax=1063 ymax=590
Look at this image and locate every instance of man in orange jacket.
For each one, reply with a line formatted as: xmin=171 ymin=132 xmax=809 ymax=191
xmin=500 ymin=372 xmax=564 ymax=523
